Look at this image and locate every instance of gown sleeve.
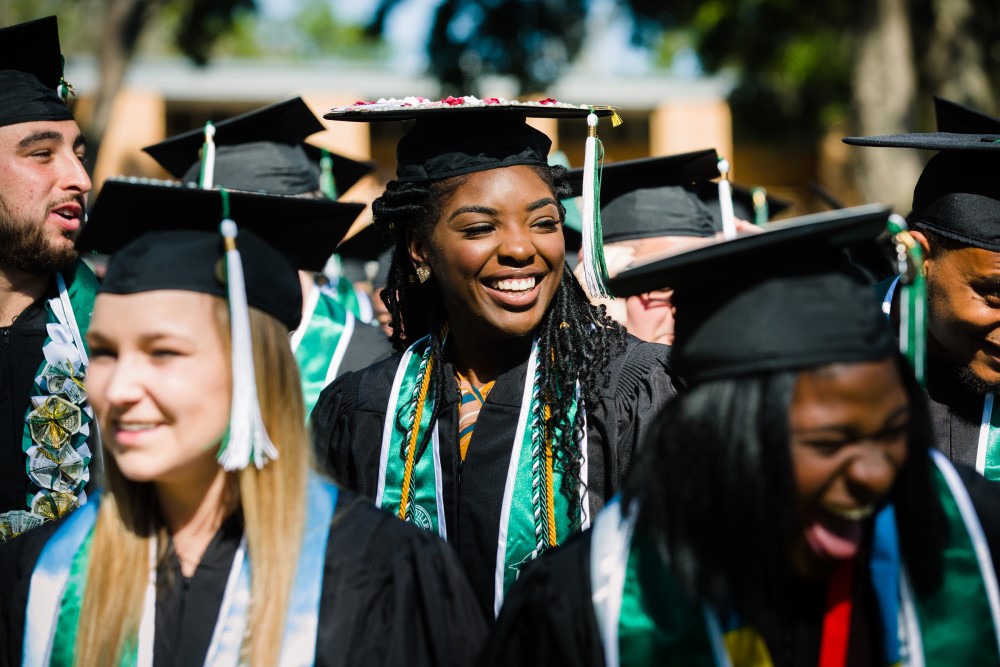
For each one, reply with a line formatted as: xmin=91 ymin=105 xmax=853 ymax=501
xmin=310 ymin=370 xmax=366 ymax=489
xmin=317 ymin=494 xmax=487 ymax=667
xmin=0 ymin=520 xmax=63 ymax=667
xmin=482 ymin=532 xmax=604 ymax=667
xmin=612 ymin=339 xmax=677 ymax=478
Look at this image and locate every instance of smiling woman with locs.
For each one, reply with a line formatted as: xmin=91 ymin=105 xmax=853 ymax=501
xmin=311 ymin=97 xmax=677 ymax=618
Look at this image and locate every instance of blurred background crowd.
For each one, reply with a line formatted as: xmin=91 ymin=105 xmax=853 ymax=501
xmin=4 ymin=0 xmax=998 ymax=226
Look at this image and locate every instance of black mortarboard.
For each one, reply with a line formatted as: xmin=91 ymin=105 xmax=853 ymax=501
xmin=934 ymin=96 xmax=1000 ymax=134
xmin=326 ymin=97 xmax=612 ymax=183
xmin=82 ymin=179 xmax=364 ymax=272
xmin=566 ymin=151 xmax=722 ymax=243
xmin=0 ymin=16 xmax=74 ymax=128
xmin=844 ymin=110 xmax=1000 ymax=251
xmin=609 ymin=205 xmax=895 ymax=383
xmin=101 ymin=229 xmax=302 ymax=330
xmin=142 ymin=98 xmax=375 ymax=196
xmin=335 ymin=223 xmax=393 ymax=263
xmin=690 ymin=181 xmax=792 ymax=226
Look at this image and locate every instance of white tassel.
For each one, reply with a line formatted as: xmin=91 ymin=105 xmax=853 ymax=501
xmin=717 ymin=158 xmax=737 ymax=240
xmin=581 ymin=112 xmax=610 ymax=298
xmin=217 ymin=219 xmax=278 ymax=470
xmin=200 ymin=122 xmax=216 ymax=190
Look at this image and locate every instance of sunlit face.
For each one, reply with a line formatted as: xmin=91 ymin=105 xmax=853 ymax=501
xmin=615 ymin=236 xmax=713 ymax=346
xmin=923 ymin=243 xmax=1000 ymax=390
xmin=409 ymin=165 xmax=565 ymax=342
xmin=86 ymin=291 xmax=231 ymax=484
xmin=0 ymin=120 xmax=90 ymax=273
xmin=788 ymin=357 xmax=910 ymax=579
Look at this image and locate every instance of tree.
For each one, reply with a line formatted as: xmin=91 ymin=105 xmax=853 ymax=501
xmin=367 ymin=0 xmax=588 ymax=95
xmin=1 ymin=0 xmax=257 ymax=163
xmin=367 ymin=0 xmax=1000 ymax=210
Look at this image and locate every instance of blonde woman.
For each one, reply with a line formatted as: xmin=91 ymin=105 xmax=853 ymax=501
xmin=0 ymin=228 xmax=483 ymax=666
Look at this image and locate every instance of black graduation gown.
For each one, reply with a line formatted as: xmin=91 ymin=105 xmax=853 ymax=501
xmin=310 ymin=335 xmax=676 ymax=616
xmin=482 ymin=465 xmax=1000 ymax=666
xmin=0 ymin=297 xmax=47 ymax=515
xmin=925 ymin=359 xmax=985 ymax=469
xmin=0 ymin=488 xmax=486 ymax=667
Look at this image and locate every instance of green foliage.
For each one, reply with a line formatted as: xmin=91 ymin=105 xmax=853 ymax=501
xmin=368 ymin=0 xmax=590 ymax=94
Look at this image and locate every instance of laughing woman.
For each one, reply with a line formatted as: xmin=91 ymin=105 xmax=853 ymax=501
xmin=311 ymin=99 xmax=676 ymax=616
xmin=484 ymin=210 xmax=1000 ymax=666
xmin=0 ymin=228 xmax=483 ymax=666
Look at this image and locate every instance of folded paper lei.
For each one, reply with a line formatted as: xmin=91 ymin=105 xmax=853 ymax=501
xmin=0 ymin=264 xmax=98 ymax=542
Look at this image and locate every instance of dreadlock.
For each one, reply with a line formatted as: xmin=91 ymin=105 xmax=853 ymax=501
xmin=372 ymin=164 xmax=626 ymax=525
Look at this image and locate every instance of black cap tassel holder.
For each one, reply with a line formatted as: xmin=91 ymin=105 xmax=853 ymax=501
xmin=217 ymin=189 xmax=278 ymax=470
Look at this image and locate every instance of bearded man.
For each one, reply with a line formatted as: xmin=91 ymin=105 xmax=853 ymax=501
xmin=0 ymin=16 xmax=97 ymax=540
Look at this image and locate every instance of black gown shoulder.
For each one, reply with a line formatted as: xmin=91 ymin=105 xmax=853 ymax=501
xmin=0 ymin=487 xmax=485 ymax=667
xmin=482 ymin=530 xmax=602 ymax=667
xmin=320 ymin=489 xmax=487 ymax=667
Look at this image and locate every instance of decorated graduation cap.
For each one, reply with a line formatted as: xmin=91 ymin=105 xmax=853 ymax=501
xmin=566 ymin=150 xmax=722 ymax=244
xmin=325 ymin=96 xmax=620 ymax=297
xmin=610 ymin=204 xmax=895 ymax=383
xmin=82 ymin=178 xmax=365 ymax=272
xmin=101 ymin=219 xmax=301 ymax=470
xmin=142 ymin=97 xmax=375 ymax=197
xmin=844 ymin=105 xmax=1000 ymax=252
xmin=0 ymin=16 xmax=75 ymax=128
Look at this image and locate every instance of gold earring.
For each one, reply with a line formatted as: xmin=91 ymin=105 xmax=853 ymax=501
xmin=416 ymin=266 xmax=432 ymax=283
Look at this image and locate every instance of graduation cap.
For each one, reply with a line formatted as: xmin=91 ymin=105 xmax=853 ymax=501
xmin=326 ymin=96 xmax=619 ymax=297
xmin=101 ymin=229 xmax=301 ymax=330
xmin=566 ymin=151 xmax=722 ymax=244
xmin=844 ymin=110 xmax=1000 ymax=252
xmin=609 ymin=204 xmax=895 ymax=383
xmin=0 ymin=16 xmax=74 ymax=128
xmin=934 ymin=96 xmax=1000 ymax=134
xmin=690 ymin=181 xmax=792 ymax=227
xmin=82 ymin=178 xmax=364 ymax=272
xmin=335 ymin=223 xmax=393 ymax=264
xmin=142 ymin=98 xmax=375 ymax=196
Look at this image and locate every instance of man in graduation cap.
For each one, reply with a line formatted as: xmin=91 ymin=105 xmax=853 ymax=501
xmin=567 ymin=151 xmax=770 ymax=345
xmin=0 ymin=17 xmax=98 ymax=541
xmin=846 ymin=98 xmax=1000 ymax=479
xmin=141 ymin=98 xmax=392 ymax=417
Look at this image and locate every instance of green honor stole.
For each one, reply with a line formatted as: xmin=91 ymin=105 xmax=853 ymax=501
xmin=291 ymin=286 xmax=353 ymax=417
xmin=376 ymin=333 xmax=589 ymax=614
xmin=591 ymin=451 xmax=1000 ymax=666
xmin=24 ymin=473 xmax=339 ymax=667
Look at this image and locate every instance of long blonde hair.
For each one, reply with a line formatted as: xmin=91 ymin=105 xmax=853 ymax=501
xmin=74 ymin=298 xmax=310 ymax=666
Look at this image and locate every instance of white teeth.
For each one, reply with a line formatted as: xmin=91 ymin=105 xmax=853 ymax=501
xmin=824 ymin=505 xmax=875 ymax=521
xmin=118 ymin=423 xmax=158 ymax=432
xmin=490 ymin=277 xmax=536 ymax=292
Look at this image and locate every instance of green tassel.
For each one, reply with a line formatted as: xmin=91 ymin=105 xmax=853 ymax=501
xmin=319 ymin=149 xmax=338 ymax=199
xmin=887 ymin=215 xmax=926 ymax=385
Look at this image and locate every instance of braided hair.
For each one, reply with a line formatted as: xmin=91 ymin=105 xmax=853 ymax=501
xmin=373 ymin=164 xmax=626 ymax=526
